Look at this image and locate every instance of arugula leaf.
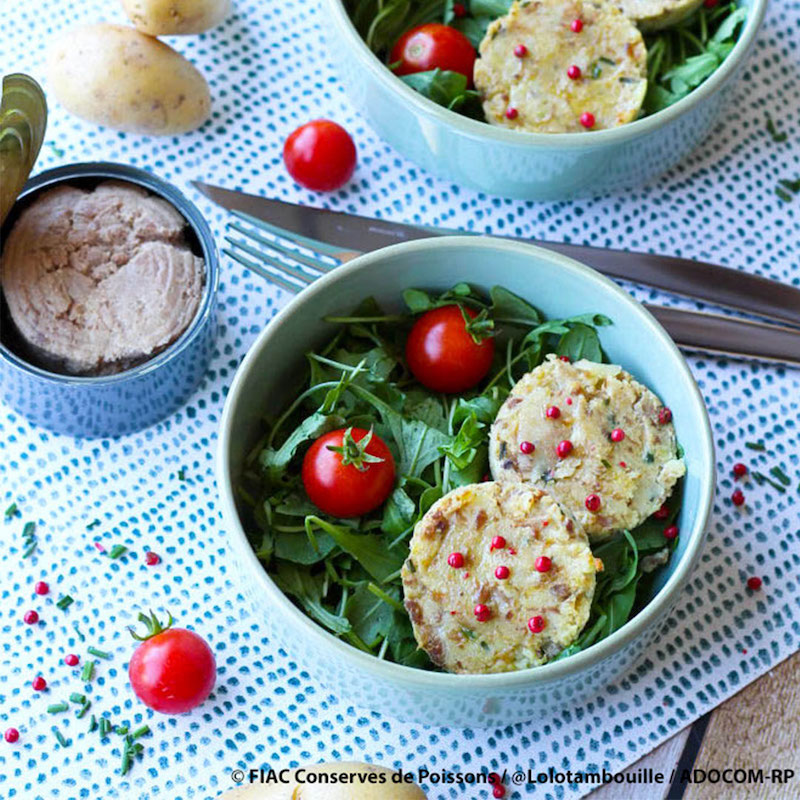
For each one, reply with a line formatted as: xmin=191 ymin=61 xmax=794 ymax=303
xmin=556 ymin=323 xmax=604 ymax=363
xmin=399 ymin=69 xmax=482 ymax=115
xmin=274 ymin=531 xmax=338 ymax=564
xmin=273 ymin=562 xmax=352 ymax=635
xmin=490 ymin=286 xmax=542 ymax=327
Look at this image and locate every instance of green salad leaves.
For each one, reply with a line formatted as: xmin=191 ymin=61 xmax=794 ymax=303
xmin=237 ymin=285 xmax=682 ymax=671
xmin=345 ymin=0 xmax=747 ymax=120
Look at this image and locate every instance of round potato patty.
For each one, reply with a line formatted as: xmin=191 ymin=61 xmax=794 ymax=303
xmin=617 ymin=0 xmax=704 ymax=32
xmin=401 ymin=481 xmax=596 ymax=674
xmin=489 ymin=355 xmax=685 ymax=540
xmin=473 ymin=0 xmax=647 ymax=133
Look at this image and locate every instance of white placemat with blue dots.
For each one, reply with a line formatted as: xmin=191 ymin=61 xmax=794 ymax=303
xmin=2 ymin=1 xmax=799 ymax=798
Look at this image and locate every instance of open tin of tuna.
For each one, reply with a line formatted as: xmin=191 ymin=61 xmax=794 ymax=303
xmin=0 ymin=161 xmax=219 ymax=438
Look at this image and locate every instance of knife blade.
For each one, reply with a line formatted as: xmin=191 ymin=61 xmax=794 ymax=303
xmin=193 ymin=181 xmax=800 ymax=329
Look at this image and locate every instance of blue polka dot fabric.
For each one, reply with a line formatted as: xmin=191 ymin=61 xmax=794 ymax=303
xmin=1 ymin=1 xmax=799 ymax=798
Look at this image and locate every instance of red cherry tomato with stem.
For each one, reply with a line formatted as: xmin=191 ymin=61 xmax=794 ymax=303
xmin=405 ymin=304 xmax=495 ymax=393
xmin=128 ymin=611 xmax=215 ymax=714
xmin=302 ymin=427 xmax=396 ymax=518
xmin=390 ymin=24 xmax=476 ymax=86
xmin=283 ymin=120 xmax=357 ymax=192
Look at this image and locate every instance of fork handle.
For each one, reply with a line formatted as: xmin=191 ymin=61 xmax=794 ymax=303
xmin=645 ymin=305 xmax=800 ymax=367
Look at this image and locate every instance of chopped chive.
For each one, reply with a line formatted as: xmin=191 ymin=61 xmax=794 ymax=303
xmin=23 ymin=542 xmax=37 ymax=559
xmin=76 ymin=701 xmax=91 ymax=719
xmin=777 ymin=186 xmax=794 ymax=203
xmin=4 ymin=503 xmax=18 ymax=519
xmin=72 ymin=621 xmax=86 ymax=642
xmin=766 ymin=115 xmax=788 ymax=143
xmin=56 ymin=595 xmax=74 ymax=610
xmin=778 ymin=177 xmax=800 ymax=193
xmin=745 ymin=441 xmax=766 ymax=452
xmin=88 ymin=714 xmax=98 ymax=732
xmin=108 ymin=545 xmax=128 ymax=559
xmin=769 ymin=466 xmax=791 ymax=486
xmin=177 ymin=468 xmax=187 ymax=481
xmin=22 ymin=521 xmax=36 ymax=538
xmin=69 ymin=692 xmax=87 ymax=705
xmin=53 ymin=728 xmax=69 ymax=747
xmin=88 ymin=646 xmax=111 ymax=660
xmin=80 ymin=660 xmax=95 ymax=682
xmin=100 ymin=717 xmax=110 ymax=737
xmin=47 ymin=701 xmax=69 ymax=714
xmin=132 ymin=724 xmax=151 ymax=739
xmin=116 ymin=724 xmax=129 ymax=735
xmin=87 ymin=519 xmax=101 ymax=530
xmin=752 ymin=470 xmax=787 ymax=493
xmin=121 ymin=749 xmax=132 ymax=775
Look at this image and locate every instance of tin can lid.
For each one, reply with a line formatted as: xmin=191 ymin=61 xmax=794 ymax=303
xmin=0 ymin=73 xmax=47 ymax=226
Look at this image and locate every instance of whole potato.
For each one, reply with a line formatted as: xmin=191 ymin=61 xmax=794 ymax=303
xmin=121 ymin=0 xmax=231 ymax=35
xmin=47 ymin=24 xmax=210 ymax=136
xmin=222 ymin=762 xmax=426 ymax=799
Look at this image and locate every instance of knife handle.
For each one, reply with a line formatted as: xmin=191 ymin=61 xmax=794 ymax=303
xmin=645 ymin=305 xmax=800 ymax=367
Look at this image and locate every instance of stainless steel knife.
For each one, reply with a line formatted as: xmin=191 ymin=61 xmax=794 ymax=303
xmin=193 ymin=181 xmax=800 ymax=329
xmin=193 ymin=181 xmax=800 ymax=366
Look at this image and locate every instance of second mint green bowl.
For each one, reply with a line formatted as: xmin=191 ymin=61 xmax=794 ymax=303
xmin=322 ymin=0 xmax=767 ymax=200
xmin=217 ymin=237 xmax=715 ymax=727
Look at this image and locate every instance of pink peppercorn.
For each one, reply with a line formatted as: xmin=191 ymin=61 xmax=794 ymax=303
xmin=447 ymin=552 xmax=465 ymax=569
xmin=611 ymin=428 xmax=625 ymax=442
xmin=585 ymin=494 xmax=601 ymax=512
xmin=571 ymin=18 xmax=584 ymax=32
xmin=4 ymin=728 xmax=19 ymax=744
xmin=520 ymin=441 xmax=535 ymax=454
xmin=732 ymin=462 xmax=747 ymax=478
xmin=556 ymin=440 xmax=573 ymax=458
xmin=145 ymin=551 xmax=161 ymax=566
xmin=546 ymin=405 xmax=561 ymax=419
xmin=505 ymin=107 xmax=518 ymax=120
xmin=580 ymin=112 xmax=596 ymax=129
xmin=747 ymin=576 xmax=762 ymax=591
xmin=23 ymin=610 xmax=39 ymax=625
xmin=32 ymin=676 xmax=47 ymax=692
xmin=732 ymin=489 xmax=745 ymax=507
xmin=535 ymin=556 xmax=552 ymax=573
xmin=514 ymin=44 xmax=528 ymax=57
xmin=528 ymin=615 xmax=546 ymax=633
xmin=64 ymin=654 xmax=79 ymax=667
xmin=495 ymin=566 xmax=510 ymax=580
xmin=474 ymin=604 xmax=491 ymax=622
xmin=658 ymin=407 xmax=673 ymax=424
xmin=34 ymin=581 xmax=49 ymax=596
xmin=663 ymin=525 xmax=679 ymax=540
xmin=490 ymin=536 xmax=506 ymax=551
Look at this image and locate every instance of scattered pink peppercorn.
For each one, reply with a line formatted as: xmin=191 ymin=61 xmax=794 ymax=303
xmin=94 ymin=541 xmax=106 ymax=553
xmin=453 ymin=2 xmax=467 ymax=16
xmin=490 ymin=535 xmax=507 ymax=551
xmin=571 ymin=18 xmax=584 ymax=32
xmin=508 ymin=547 xmax=517 ymax=555
xmin=567 ymin=65 xmax=582 ymax=80
xmin=520 ymin=440 xmax=535 ymax=454
xmin=32 ymin=676 xmax=47 ymax=692
xmin=528 ymin=615 xmax=546 ymax=633
xmin=580 ymin=112 xmax=596 ymax=129
xmin=663 ymin=524 xmax=679 ymax=540
xmin=474 ymin=604 xmax=491 ymax=622
xmin=611 ymin=428 xmax=625 ymax=442
xmin=747 ymin=576 xmax=762 ymax=591
xmin=658 ymin=407 xmax=673 ymax=424
xmin=4 ymin=728 xmax=19 ymax=744
xmin=145 ymin=551 xmax=161 ymax=566
xmin=731 ymin=489 xmax=745 ymax=507
xmin=546 ymin=405 xmax=561 ymax=419
xmin=566 ymin=397 xmax=573 ymax=405
xmin=505 ymin=107 xmax=519 ymax=120
xmin=23 ymin=610 xmax=39 ymax=625
xmin=653 ymin=504 xmax=670 ymax=520
xmin=514 ymin=43 xmax=528 ymax=57
xmin=585 ymin=494 xmax=601 ymax=512
xmin=619 ymin=460 xmax=627 ymax=468
xmin=535 ymin=556 xmax=552 ymax=573
xmin=732 ymin=462 xmax=747 ymax=478
xmin=34 ymin=581 xmax=49 ymax=596
xmin=560 ymin=355 xmax=571 ymax=362
xmin=447 ymin=552 xmax=465 ymax=569
xmin=495 ymin=565 xmax=510 ymax=580
xmin=556 ymin=440 xmax=573 ymax=458
xmin=493 ymin=786 xmax=506 ymax=799
xmin=64 ymin=654 xmax=79 ymax=667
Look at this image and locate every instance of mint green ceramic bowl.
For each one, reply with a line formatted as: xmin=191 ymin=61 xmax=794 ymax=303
xmin=322 ymin=0 xmax=767 ymax=200
xmin=217 ymin=237 xmax=714 ymax=727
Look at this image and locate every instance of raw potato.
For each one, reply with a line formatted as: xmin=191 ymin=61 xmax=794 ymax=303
xmin=121 ymin=0 xmax=231 ymax=35
xmin=616 ymin=0 xmax=705 ymax=32
xmin=221 ymin=762 xmax=426 ymax=799
xmin=47 ymin=24 xmax=211 ymax=135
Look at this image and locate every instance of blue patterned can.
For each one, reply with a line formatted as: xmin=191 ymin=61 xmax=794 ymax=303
xmin=0 ymin=163 xmax=219 ymax=438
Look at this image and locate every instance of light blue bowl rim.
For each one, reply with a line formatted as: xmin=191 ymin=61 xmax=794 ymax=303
xmin=324 ymin=0 xmax=768 ymax=148
xmin=218 ymin=236 xmax=715 ymax=691
xmin=0 ymin=162 xmax=219 ymax=386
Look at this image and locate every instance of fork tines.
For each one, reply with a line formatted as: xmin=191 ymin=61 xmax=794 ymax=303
xmin=222 ymin=210 xmax=341 ymax=293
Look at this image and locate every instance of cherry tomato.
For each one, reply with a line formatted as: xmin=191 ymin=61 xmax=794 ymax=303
xmin=390 ymin=23 xmax=476 ymax=86
xmin=405 ymin=305 xmax=495 ymax=393
xmin=302 ymin=427 xmax=396 ymax=518
xmin=128 ymin=611 xmax=215 ymax=714
xmin=283 ymin=119 xmax=357 ymax=192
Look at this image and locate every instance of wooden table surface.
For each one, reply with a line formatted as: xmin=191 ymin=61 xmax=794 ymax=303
xmin=589 ymin=652 xmax=800 ymax=800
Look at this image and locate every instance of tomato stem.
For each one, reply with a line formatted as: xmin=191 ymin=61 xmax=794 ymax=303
xmin=128 ymin=610 xmax=175 ymax=642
